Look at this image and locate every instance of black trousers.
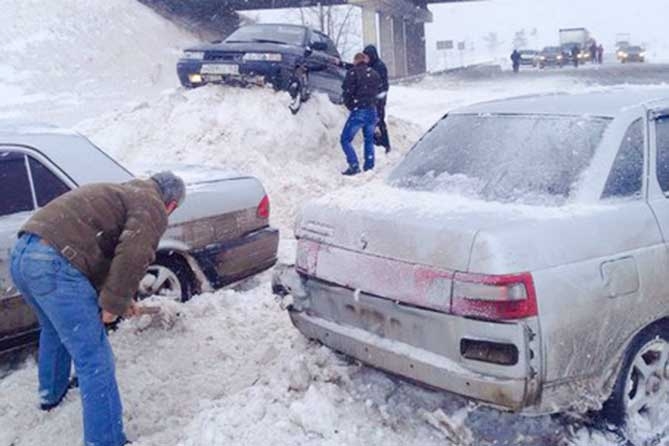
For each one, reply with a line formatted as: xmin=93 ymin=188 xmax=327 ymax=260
xmin=375 ymin=97 xmax=390 ymax=149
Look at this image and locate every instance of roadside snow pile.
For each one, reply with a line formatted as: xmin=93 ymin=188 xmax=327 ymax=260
xmin=77 ymin=85 xmax=423 ymax=232
xmin=0 ymin=278 xmax=610 ymax=446
xmin=0 ymin=0 xmax=195 ymax=124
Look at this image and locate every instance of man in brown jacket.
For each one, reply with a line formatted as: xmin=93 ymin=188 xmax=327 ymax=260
xmin=9 ymin=171 xmax=185 ymax=446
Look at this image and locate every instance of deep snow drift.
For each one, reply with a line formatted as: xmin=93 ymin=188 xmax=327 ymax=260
xmin=77 ymin=86 xmax=422 ymax=231
xmin=0 ymin=0 xmax=194 ymax=125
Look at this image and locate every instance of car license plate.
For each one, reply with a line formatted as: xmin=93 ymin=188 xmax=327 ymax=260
xmin=200 ymin=64 xmax=239 ymax=75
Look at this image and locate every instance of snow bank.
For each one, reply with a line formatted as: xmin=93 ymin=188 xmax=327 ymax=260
xmin=77 ymin=85 xmax=422 ymax=232
xmin=0 ymin=0 xmax=195 ymax=125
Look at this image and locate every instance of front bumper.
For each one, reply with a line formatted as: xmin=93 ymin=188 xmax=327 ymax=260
xmin=177 ymin=60 xmax=292 ymax=90
xmin=274 ymin=266 xmax=541 ymax=411
xmin=193 ymin=227 xmax=279 ymax=289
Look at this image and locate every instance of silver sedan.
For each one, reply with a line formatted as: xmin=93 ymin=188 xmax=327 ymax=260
xmin=274 ymin=88 xmax=669 ymax=443
xmin=1 ymin=123 xmax=279 ymax=354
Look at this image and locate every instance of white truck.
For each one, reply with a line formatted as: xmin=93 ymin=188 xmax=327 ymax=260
xmin=559 ymin=27 xmax=592 ymax=63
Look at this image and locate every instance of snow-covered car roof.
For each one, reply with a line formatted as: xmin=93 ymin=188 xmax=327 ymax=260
xmin=453 ymin=88 xmax=669 ymax=118
xmin=0 ymin=122 xmax=134 ymax=185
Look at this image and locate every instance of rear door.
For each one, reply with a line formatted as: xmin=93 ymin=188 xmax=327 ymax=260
xmin=0 ymin=147 xmax=72 ymax=350
xmin=304 ymin=30 xmax=331 ymax=93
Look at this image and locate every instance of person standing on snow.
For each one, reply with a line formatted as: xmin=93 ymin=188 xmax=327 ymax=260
xmin=10 ymin=171 xmax=186 ymax=446
xmin=340 ymin=52 xmax=382 ymax=176
xmin=363 ymin=45 xmax=391 ymax=153
xmin=510 ymin=49 xmax=521 ymax=73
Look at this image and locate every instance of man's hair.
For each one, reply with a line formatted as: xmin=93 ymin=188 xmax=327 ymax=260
xmin=353 ymin=53 xmax=368 ymax=65
xmin=151 ymin=171 xmax=186 ymax=206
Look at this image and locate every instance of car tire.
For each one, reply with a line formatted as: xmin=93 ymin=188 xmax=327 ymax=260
xmin=602 ymin=323 xmax=669 ymax=444
xmin=138 ymin=254 xmax=195 ymax=303
xmin=288 ymin=69 xmax=310 ymax=115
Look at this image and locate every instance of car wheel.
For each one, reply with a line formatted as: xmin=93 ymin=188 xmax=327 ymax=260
xmin=138 ymin=255 xmax=194 ymax=302
xmin=603 ymin=324 xmax=669 ymax=444
xmin=288 ymin=70 xmax=310 ymax=115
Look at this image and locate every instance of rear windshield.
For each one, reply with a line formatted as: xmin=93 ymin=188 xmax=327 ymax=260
xmin=388 ymin=114 xmax=610 ymax=206
xmin=225 ymin=25 xmax=305 ymax=46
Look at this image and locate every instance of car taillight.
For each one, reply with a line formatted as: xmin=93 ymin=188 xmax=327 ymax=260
xmin=257 ymin=194 xmax=270 ymax=219
xmin=451 ymin=272 xmax=537 ymax=321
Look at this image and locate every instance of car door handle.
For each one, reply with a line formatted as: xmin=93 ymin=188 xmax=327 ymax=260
xmin=600 ymin=256 xmax=640 ymax=298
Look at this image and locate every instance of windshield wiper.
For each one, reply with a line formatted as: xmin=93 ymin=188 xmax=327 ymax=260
xmin=250 ymin=38 xmax=288 ymax=45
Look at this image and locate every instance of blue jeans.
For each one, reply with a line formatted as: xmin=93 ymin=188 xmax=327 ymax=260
xmin=10 ymin=234 xmax=127 ymax=446
xmin=340 ymin=107 xmax=378 ymax=170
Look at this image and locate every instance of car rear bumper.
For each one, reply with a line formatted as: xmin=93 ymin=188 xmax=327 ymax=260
xmin=193 ymin=227 xmax=279 ymax=289
xmin=275 ymin=267 xmax=541 ymax=411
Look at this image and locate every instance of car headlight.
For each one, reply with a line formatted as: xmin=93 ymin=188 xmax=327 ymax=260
xmin=183 ymin=51 xmax=205 ymax=60
xmin=243 ymin=52 xmax=283 ymax=62
xmin=540 ymin=56 xmax=546 ymax=60
xmin=641 ymin=52 xmax=647 ymax=57
xmin=557 ymin=55 xmax=563 ymax=60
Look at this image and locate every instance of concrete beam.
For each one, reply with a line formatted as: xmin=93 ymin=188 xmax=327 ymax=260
xmin=349 ymin=0 xmax=432 ymax=22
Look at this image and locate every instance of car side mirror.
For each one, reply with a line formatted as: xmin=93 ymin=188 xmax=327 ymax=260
xmin=312 ymin=41 xmax=327 ymax=52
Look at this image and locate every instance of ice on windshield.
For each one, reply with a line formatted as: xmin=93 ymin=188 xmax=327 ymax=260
xmin=388 ymin=114 xmax=610 ymax=206
xmin=225 ymin=25 xmax=305 ymax=46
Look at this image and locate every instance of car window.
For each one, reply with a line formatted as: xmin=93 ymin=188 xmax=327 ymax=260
xmin=602 ymin=119 xmax=644 ymax=199
xmin=655 ymin=116 xmax=669 ymax=194
xmin=0 ymin=151 xmax=34 ymax=217
xmin=29 ymin=157 xmax=70 ymax=207
xmin=320 ymin=33 xmax=339 ymax=57
xmin=310 ymin=31 xmax=324 ymax=47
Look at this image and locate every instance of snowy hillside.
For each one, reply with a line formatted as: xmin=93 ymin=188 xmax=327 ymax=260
xmin=0 ymin=0 xmax=195 ymax=125
xmin=77 ymin=87 xmax=422 ymax=231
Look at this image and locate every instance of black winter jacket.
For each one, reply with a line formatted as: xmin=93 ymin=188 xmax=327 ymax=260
xmin=342 ymin=63 xmax=382 ymax=111
xmin=363 ymin=45 xmax=389 ymax=93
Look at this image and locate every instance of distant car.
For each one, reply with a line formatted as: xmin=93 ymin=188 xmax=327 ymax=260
xmin=0 ymin=124 xmax=279 ymax=355
xmin=517 ymin=50 xmax=539 ymax=66
xmin=537 ymin=47 xmax=564 ymax=68
xmin=620 ymin=46 xmax=646 ymax=63
xmin=616 ymin=42 xmax=630 ymax=61
xmin=176 ymin=24 xmax=347 ymax=114
xmin=274 ymin=88 xmax=669 ymax=444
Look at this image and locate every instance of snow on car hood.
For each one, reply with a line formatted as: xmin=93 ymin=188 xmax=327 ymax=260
xmin=297 ymin=183 xmax=662 ymax=274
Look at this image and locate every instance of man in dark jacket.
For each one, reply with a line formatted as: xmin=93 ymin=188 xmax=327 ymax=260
xmin=340 ymin=52 xmax=382 ymax=175
xmin=363 ymin=45 xmax=391 ymax=153
xmin=10 ymin=172 xmax=185 ymax=446
xmin=510 ymin=49 xmax=521 ymax=73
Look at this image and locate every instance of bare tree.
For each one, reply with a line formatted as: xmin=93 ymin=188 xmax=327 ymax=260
xmin=295 ymin=4 xmax=359 ymax=59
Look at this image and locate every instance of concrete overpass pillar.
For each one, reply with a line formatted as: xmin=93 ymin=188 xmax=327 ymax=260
xmin=355 ymin=1 xmax=431 ymax=78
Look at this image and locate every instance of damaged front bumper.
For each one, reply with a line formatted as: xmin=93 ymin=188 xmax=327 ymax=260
xmin=273 ymin=265 xmax=542 ymax=412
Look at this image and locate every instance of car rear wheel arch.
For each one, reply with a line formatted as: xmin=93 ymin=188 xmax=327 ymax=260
xmin=602 ymin=318 xmax=669 ymax=437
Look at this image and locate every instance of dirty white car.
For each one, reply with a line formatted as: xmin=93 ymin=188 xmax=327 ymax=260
xmin=274 ymin=89 xmax=669 ymax=442
xmin=0 ymin=123 xmax=279 ymax=354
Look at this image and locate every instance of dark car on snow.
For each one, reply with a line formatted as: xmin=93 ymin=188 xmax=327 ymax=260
xmin=537 ymin=46 xmax=565 ymax=68
xmin=177 ymin=24 xmax=346 ymax=114
xmin=620 ymin=45 xmax=646 ymax=63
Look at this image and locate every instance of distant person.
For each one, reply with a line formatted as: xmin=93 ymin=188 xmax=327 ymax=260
xmin=363 ymin=45 xmax=391 ymax=153
xmin=510 ymin=49 xmax=521 ymax=73
xmin=340 ymin=52 xmax=382 ymax=175
xmin=571 ymin=46 xmax=580 ymax=67
xmin=597 ymin=44 xmax=604 ymax=64
xmin=590 ymin=41 xmax=598 ymax=63
xmin=11 ymin=172 xmax=186 ymax=446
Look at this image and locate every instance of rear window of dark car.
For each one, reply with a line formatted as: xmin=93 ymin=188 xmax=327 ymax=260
xmin=225 ymin=25 xmax=306 ymax=46
xmin=388 ymin=114 xmax=610 ymax=206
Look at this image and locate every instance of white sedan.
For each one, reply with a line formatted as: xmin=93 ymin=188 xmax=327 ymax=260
xmin=275 ymin=88 xmax=669 ymax=444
